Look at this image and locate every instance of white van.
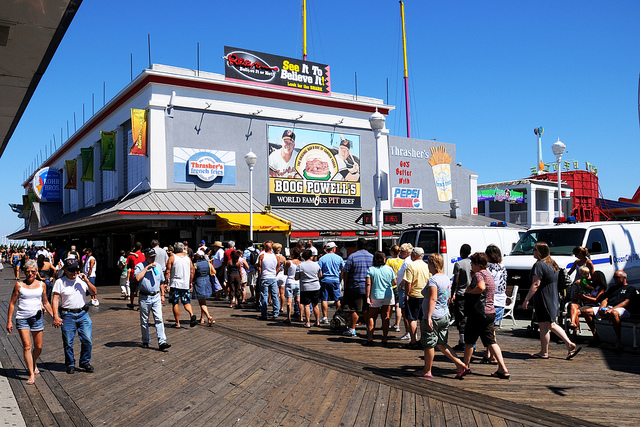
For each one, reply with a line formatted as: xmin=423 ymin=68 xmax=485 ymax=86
xmin=504 ymin=221 xmax=640 ymax=299
xmin=398 ymin=224 xmax=525 ymax=278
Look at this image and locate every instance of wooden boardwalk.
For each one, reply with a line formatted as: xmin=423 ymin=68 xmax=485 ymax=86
xmin=1 ymin=271 xmax=638 ymax=426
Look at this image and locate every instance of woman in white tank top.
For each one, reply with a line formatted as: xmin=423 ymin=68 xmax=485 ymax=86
xmin=6 ymin=259 xmax=54 ymax=384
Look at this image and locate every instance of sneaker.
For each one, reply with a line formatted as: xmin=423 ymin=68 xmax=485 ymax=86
xmin=399 ymin=332 xmax=411 ymax=341
xmin=79 ymin=363 xmax=94 ymax=373
xmin=392 ymin=325 xmax=401 ymax=332
xmin=342 ymin=328 xmax=357 ymax=337
xmin=66 ymin=366 xmax=75 ymax=374
xmin=159 ymin=342 xmax=172 ymax=351
xmin=319 ymin=317 xmax=329 ymax=324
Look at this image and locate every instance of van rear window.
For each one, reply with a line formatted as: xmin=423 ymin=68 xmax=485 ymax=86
xmin=418 ymin=230 xmax=439 ymax=254
xmin=399 ymin=231 xmax=417 ymax=247
xmin=511 ymin=229 xmax=586 ymax=256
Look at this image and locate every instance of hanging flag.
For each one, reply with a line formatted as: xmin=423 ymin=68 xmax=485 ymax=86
xmin=81 ymin=147 xmax=94 ymax=182
xmin=100 ymin=131 xmax=116 ymax=170
xmin=65 ymin=160 xmax=77 ymax=189
xmin=129 ymin=108 xmax=147 ymax=156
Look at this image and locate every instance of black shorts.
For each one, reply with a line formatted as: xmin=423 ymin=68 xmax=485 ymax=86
xmin=464 ymin=313 xmax=497 ymax=346
xmin=300 ymin=290 xmax=319 ymax=306
xmin=392 ymin=286 xmax=399 ymax=304
xmin=342 ymin=290 xmax=368 ymax=315
xmin=406 ymin=297 xmax=424 ymax=321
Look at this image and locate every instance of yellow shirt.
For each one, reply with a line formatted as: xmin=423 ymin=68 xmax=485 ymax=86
xmin=404 ymin=259 xmax=431 ymax=298
xmin=385 ymin=257 xmax=403 ymax=275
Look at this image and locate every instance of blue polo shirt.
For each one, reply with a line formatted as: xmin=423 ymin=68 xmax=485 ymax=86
xmin=318 ymin=253 xmax=344 ymax=282
xmin=343 ymin=249 xmax=373 ymax=294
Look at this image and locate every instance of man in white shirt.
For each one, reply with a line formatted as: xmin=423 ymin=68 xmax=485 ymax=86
xmin=211 ymin=241 xmax=225 ymax=297
xmin=165 ymin=242 xmax=196 ymax=328
xmin=258 ymin=240 xmax=280 ymax=320
xmin=269 ymin=130 xmax=300 ymax=178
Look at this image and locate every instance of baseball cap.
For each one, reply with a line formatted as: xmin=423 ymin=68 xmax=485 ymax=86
xmin=325 ymin=242 xmax=337 ymax=249
xmin=196 ymin=249 xmax=205 ymax=257
xmin=200 ymin=240 xmax=206 ymax=244
xmin=282 ymin=129 xmax=296 ymax=141
xmin=64 ymin=259 xmax=79 ymax=270
xmin=143 ymin=248 xmax=156 ymax=257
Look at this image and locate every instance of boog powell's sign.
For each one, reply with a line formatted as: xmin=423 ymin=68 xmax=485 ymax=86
xmin=32 ymin=167 xmax=62 ymax=202
xmin=223 ymin=46 xmax=330 ymax=95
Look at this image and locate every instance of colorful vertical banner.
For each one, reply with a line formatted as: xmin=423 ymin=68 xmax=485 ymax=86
xmin=65 ymin=160 xmax=77 ymax=189
xmin=81 ymin=147 xmax=94 ymax=182
xmin=129 ymin=108 xmax=147 ymax=156
xmin=100 ymin=131 xmax=116 ymax=171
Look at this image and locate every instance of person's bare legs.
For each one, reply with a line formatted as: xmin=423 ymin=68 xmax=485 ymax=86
xmin=19 ymin=329 xmax=36 ymax=383
xmin=393 ymin=303 xmax=402 ymax=329
xmin=421 ymin=347 xmax=435 ymax=376
xmin=409 ymin=320 xmax=419 ymax=344
xmin=172 ymin=304 xmax=181 ymax=327
xmin=321 ymin=300 xmax=329 ymax=319
xmin=367 ymin=307 xmax=380 ymax=341
xmin=286 ymin=297 xmax=293 ymax=322
xmin=380 ymin=305 xmax=391 ymax=342
xmin=312 ymin=303 xmax=320 ymax=326
xmin=487 ymin=343 xmax=509 ymax=375
xmin=436 ymin=344 xmax=467 ymax=374
xmin=198 ymin=299 xmax=212 ymax=323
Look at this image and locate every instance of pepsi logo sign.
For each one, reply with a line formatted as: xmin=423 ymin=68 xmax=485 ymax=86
xmin=392 ymin=187 xmax=422 ymax=209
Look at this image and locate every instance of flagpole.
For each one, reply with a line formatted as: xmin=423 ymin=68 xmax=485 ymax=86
xmin=302 ymin=0 xmax=307 ymax=60
xmin=400 ymin=1 xmax=411 ymax=138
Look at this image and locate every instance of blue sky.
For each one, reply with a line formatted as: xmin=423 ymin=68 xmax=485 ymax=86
xmin=2 ymin=0 xmax=639 ymax=240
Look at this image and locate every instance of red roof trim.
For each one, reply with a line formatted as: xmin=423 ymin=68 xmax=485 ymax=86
xmin=118 ymin=211 xmax=208 ymax=216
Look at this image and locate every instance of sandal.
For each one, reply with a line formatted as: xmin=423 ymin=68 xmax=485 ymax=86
xmin=26 ymin=378 xmax=35 ymax=385
xmin=529 ymin=353 xmax=549 ymax=359
xmin=566 ymin=346 xmax=582 ymax=360
xmin=412 ymin=371 xmax=433 ymax=378
xmin=480 ymin=356 xmax=498 ymax=365
xmin=491 ymin=371 xmax=511 ymax=380
xmin=207 ymin=318 xmax=215 ymax=327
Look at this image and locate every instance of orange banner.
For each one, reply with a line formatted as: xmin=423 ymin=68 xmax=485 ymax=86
xmin=129 ymin=108 xmax=147 ymax=156
xmin=65 ymin=159 xmax=77 ymax=189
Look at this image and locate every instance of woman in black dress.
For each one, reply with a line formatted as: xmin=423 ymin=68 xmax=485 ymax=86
xmin=523 ymin=242 xmax=581 ymax=360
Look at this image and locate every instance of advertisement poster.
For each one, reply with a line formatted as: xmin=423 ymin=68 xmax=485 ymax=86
xmin=268 ymin=125 xmax=360 ymax=208
xmin=173 ymin=148 xmax=236 ymax=186
xmin=32 ymin=167 xmax=62 ymax=202
xmin=478 ymin=188 xmax=525 ymax=203
xmin=100 ymin=131 xmax=116 ymax=171
xmin=80 ymin=147 xmax=94 ymax=182
xmin=224 ymin=46 xmax=330 ymax=95
xmin=129 ymin=108 xmax=147 ymax=156
xmin=65 ymin=160 xmax=77 ymax=190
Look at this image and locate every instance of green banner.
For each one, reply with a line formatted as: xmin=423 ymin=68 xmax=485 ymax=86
xmin=81 ymin=147 xmax=94 ymax=182
xmin=100 ymin=131 xmax=116 ymax=171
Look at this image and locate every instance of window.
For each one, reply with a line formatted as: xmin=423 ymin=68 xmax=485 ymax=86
xmin=586 ymin=228 xmax=608 ymax=254
xmin=511 ymin=228 xmax=586 ymax=256
xmin=417 ymin=230 xmax=439 ymax=254
xmin=399 ymin=230 xmax=417 ymax=247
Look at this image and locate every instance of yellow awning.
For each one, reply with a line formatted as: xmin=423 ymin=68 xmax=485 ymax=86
xmin=216 ymin=212 xmax=291 ymax=233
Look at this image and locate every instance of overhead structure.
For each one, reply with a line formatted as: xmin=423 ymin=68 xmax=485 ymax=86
xmin=0 ymin=0 xmax=83 ymax=158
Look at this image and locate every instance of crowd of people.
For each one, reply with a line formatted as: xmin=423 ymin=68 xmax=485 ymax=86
xmin=4 ymin=237 xmax=637 ymax=386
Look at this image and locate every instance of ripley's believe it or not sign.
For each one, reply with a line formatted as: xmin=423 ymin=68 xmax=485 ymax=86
xmin=32 ymin=167 xmax=62 ymax=202
xmin=268 ymin=125 xmax=360 ymax=208
xmin=224 ymin=46 xmax=330 ymax=95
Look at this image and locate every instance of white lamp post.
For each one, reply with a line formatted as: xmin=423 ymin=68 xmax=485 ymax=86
xmin=369 ymin=110 xmax=386 ymax=252
xmin=551 ymin=138 xmax=566 ymax=217
xmin=244 ymin=151 xmax=257 ymax=241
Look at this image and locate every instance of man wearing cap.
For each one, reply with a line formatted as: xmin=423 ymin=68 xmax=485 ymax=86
xmin=211 ymin=241 xmax=225 ymax=297
xmin=135 ymin=248 xmax=171 ymax=351
xmin=318 ymin=242 xmax=344 ymax=324
xmin=269 ymin=130 xmax=300 ymax=178
xmin=336 ymin=137 xmax=360 ymax=181
xmin=52 ymin=259 xmax=98 ymax=374
xmin=243 ymin=240 xmax=259 ymax=302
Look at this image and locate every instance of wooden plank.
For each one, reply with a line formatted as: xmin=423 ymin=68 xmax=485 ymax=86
xmin=456 ymin=405 xmax=478 ymax=427
xmin=321 ymin=374 xmax=359 ymax=427
xmin=337 ymin=376 xmax=367 ymax=426
xmin=473 ymin=409 xmax=493 ymax=427
xmin=414 ymin=394 xmax=428 ymax=427
xmin=400 ymin=390 xmax=415 ymax=427
xmin=488 ymin=414 xmax=510 ymax=427
xmin=368 ymin=383 xmax=390 ymax=427
xmin=442 ymin=401 xmax=463 ymax=427
xmin=353 ymin=380 xmax=379 ymax=426
xmin=428 ymin=396 xmax=447 ymax=427
xmin=385 ymin=386 xmax=403 ymax=427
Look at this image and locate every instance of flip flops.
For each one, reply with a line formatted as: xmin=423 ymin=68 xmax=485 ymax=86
xmin=491 ymin=371 xmax=511 ymax=380
xmin=412 ymin=371 xmax=433 ymax=378
xmin=190 ymin=314 xmax=197 ymax=328
xmin=566 ymin=346 xmax=582 ymax=360
xmin=529 ymin=353 xmax=549 ymax=359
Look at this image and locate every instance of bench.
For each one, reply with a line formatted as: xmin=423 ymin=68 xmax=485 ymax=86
xmin=563 ymin=305 xmax=640 ymax=347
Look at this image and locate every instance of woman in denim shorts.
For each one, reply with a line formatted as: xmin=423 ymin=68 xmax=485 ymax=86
xmin=6 ymin=260 xmax=55 ymax=384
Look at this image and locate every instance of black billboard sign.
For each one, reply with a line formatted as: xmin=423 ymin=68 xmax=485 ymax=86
xmin=224 ymin=46 xmax=330 ymax=95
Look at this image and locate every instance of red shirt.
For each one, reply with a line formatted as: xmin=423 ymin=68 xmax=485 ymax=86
xmin=223 ymin=248 xmax=235 ymax=266
xmin=127 ymin=251 xmax=145 ymax=280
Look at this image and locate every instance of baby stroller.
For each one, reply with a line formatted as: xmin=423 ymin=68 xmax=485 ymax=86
xmin=330 ymin=297 xmax=348 ymax=332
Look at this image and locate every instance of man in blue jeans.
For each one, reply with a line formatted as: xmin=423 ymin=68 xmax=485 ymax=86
xmin=52 ymin=259 xmax=98 ymax=374
xmin=135 ymin=248 xmax=171 ymax=351
xmin=318 ymin=242 xmax=344 ymax=324
xmin=257 ymin=240 xmax=280 ymax=319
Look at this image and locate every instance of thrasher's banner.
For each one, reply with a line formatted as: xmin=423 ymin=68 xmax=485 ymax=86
xmin=65 ymin=160 xmax=77 ymax=189
xmin=224 ymin=46 xmax=330 ymax=95
xmin=129 ymin=109 xmax=147 ymax=156
xmin=100 ymin=131 xmax=116 ymax=171
xmin=80 ymin=147 xmax=94 ymax=182
xmin=268 ymin=125 xmax=360 ymax=208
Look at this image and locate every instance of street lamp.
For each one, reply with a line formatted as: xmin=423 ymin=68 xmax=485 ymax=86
xmin=244 ymin=150 xmax=257 ymax=241
xmin=369 ymin=110 xmax=386 ymax=252
xmin=551 ymin=138 xmax=566 ymax=217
